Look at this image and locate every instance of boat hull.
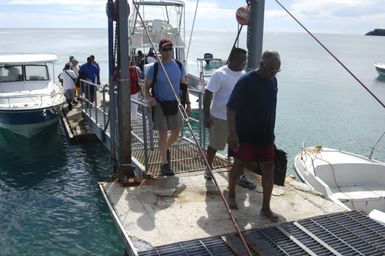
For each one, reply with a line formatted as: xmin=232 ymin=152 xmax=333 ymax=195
xmin=374 ymin=63 xmax=385 ymax=76
xmin=294 ymin=146 xmax=385 ymax=214
xmin=0 ymin=106 xmax=61 ymax=137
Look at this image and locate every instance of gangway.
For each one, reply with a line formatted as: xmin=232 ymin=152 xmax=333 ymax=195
xmin=79 ymin=79 xmax=231 ymax=179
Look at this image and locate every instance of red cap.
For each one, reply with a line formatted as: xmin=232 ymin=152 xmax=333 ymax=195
xmin=159 ymin=39 xmax=173 ymax=49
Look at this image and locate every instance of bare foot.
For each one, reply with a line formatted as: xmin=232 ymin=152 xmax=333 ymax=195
xmin=260 ymin=209 xmax=279 ymax=222
xmin=228 ymin=196 xmax=238 ymax=210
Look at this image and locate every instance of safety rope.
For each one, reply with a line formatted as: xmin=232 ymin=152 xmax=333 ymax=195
xmin=226 ymin=0 xmax=252 ymax=64
xmin=132 ymin=3 xmax=252 ymax=255
xmin=276 ymin=0 xmax=385 ymax=165
xmin=186 ymin=0 xmax=199 ymax=64
xmin=274 ymin=0 xmax=385 ymax=111
xmin=369 ymin=130 xmax=385 ymax=159
xmin=302 ymin=146 xmax=356 ymax=210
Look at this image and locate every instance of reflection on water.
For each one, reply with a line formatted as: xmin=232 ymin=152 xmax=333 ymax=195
xmin=375 ymin=75 xmax=385 ymax=83
xmin=0 ymin=124 xmax=66 ymax=189
xmin=0 ymin=124 xmax=124 ymax=255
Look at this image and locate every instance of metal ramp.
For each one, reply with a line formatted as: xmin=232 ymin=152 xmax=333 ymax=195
xmin=129 ymin=117 xmax=231 ymax=177
xmin=138 ymin=210 xmax=385 ymax=255
xmin=80 ymin=81 xmax=231 ymax=177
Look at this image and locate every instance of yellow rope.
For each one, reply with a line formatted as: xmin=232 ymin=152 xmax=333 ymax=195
xmin=302 ymin=146 xmax=355 ymax=210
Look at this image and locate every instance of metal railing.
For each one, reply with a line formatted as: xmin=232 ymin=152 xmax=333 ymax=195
xmin=0 ymin=92 xmax=64 ymax=108
xmin=80 ymin=78 xmax=207 ymax=175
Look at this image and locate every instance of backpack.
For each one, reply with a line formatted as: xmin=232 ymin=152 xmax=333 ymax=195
xmin=151 ymin=60 xmax=188 ymax=106
xmin=129 ymin=66 xmax=141 ymax=95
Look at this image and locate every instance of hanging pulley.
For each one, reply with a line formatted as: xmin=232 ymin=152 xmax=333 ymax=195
xmin=106 ymin=0 xmax=130 ymax=21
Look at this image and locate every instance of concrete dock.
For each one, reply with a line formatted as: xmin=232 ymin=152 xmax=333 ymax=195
xmin=99 ymin=169 xmax=348 ymax=254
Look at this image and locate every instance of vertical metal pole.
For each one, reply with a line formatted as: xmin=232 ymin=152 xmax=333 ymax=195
xmin=247 ymin=0 xmax=265 ymax=71
xmin=117 ymin=0 xmax=133 ymax=183
xmin=142 ymin=106 xmax=149 ymax=173
xmin=198 ymin=89 xmax=203 ymax=147
xmin=107 ymin=0 xmax=117 ymax=162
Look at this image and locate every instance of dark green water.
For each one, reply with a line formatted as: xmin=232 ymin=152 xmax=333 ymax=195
xmin=0 ymin=124 xmax=124 ymax=255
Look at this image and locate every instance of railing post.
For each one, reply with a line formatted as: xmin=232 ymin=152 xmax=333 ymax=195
xmin=142 ymin=105 xmax=149 ymax=173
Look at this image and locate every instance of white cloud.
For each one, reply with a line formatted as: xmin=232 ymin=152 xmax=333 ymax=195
xmin=0 ymin=0 xmax=384 ymax=33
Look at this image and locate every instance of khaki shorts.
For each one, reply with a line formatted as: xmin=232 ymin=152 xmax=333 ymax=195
xmin=208 ymin=116 xmax=228 ymax=150
xmin=152 ymin=103 xmax=183 ymax=131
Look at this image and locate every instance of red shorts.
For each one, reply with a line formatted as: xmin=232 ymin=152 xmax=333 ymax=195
xmin=229 ymin=143 xmax=275 ymax=162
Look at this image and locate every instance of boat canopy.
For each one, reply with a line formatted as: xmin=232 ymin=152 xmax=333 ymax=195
xmin=134 ymin=0 xmax=184 ymax=7
xmin=0 ymin=54 xmax=57 ymax=65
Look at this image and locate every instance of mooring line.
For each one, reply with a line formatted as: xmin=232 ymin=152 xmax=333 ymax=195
xmin=131 ymin=3 xmax=253 ymax=255
xmin=274 ymin=0 xmax=385 ymax=110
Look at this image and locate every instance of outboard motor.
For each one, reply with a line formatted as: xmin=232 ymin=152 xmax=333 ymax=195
xmin=203 ymin=53 xmax=213 ymax=65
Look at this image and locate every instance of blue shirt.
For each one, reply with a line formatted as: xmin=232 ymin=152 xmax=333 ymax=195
xmin=147 ymin=60 xmax=185 ymax=101
xmin=79 ymin=63 xmax=99 ymax=83
xmin=227 ymin=71 xmax=278 ymax=145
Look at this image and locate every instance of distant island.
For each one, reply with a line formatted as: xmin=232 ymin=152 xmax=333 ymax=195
xmin=365 ymin=29 xmax=385 ymax=36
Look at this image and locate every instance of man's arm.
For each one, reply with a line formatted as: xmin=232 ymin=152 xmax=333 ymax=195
xmin=180 ymin=75 xmax=192 ymax=116
xmin=203 ymin=89 xmax=213 ymax=128
xmin=144 ymin=79 xmax=156 ymax=106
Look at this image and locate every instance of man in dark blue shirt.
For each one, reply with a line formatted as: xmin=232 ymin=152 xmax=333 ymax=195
xmin=79 ymin=57 xmax=100 ymax=103
xmin=227 ymin=50 xmax=281 ymax=222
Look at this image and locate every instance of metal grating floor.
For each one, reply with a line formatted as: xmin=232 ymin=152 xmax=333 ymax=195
xmin=138 ymin=211 xmax=385 ymax=255
xmin=86 ymin=106 xmax=231 ymax=177
xmin=130 ymin=119 xmax=231 ymax=177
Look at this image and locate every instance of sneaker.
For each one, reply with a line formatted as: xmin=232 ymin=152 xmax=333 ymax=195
xmin=204 ymin=167 xmax=212 ymax=180
xmin=238 ymin=174 xmax=256 ymax=190
xmin=166 ymin=149 xmax=171 ymax=164
xmin=160 ymin=163 xmax=174 ymax=176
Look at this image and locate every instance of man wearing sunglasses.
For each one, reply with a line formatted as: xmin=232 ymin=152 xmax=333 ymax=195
xmin=144 ymin=39 xmax=191 ymax=176
xmin=226 ymin=50 xmax=281 ymax=222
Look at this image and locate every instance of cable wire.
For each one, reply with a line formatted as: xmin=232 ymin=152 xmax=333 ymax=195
xmin=131 ymin=3 xmax=252 ymax=255
xmin=274 ymin=0 xmax=385 ymax=110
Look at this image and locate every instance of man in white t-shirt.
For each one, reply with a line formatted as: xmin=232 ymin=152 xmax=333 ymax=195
xmin=203 ymin=47 xmax=256 ymax=189
xmin=60 ymin=63 xmax=77 ymax=111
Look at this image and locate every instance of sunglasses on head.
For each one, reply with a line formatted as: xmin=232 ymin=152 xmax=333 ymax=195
xmin=162 ymin=47 xmax=173 ymax=52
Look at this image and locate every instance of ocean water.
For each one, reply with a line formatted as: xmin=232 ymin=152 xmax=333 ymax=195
xmin=1 ymin=28 xmax=385 ymax=254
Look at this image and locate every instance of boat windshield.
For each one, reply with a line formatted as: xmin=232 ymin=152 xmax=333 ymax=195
xmin=0 ymin=65 xmax=23 ymax=82
xmin=25 ymin=65 xmax=49 ymax=81
xmin=0 ymin=64 xmax=49 ymax=82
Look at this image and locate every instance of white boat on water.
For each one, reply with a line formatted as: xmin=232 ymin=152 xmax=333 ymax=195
xmin=294 ymin=146 xmax=385 ymax=214
xmin=128 ymin=0 xmax=218 ymax=94
xmin=0 ymin=54 xmax=66 ymax=137
xmin=374 ymin=62 xmax=385 ymax=76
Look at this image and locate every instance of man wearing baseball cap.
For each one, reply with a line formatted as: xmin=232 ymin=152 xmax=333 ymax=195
xmin=144 ymin=39 xmax=192 ymax=176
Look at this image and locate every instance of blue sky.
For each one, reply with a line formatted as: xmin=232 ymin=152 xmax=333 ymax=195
xmin=0 ymin=0 xmax=384 ymax=34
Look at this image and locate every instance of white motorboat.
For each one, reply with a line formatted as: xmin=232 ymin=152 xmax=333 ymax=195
xmin=0 ymin=54 xmax=66 ymax=137
xmin=294 ymin=146 xmax=385 ymax=214
xmin=374 ymin=62 xmax=385 ymax=76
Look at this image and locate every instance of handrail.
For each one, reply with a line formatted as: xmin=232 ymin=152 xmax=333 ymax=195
xmin=0 ymin=90 xmax=64 ymax=108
